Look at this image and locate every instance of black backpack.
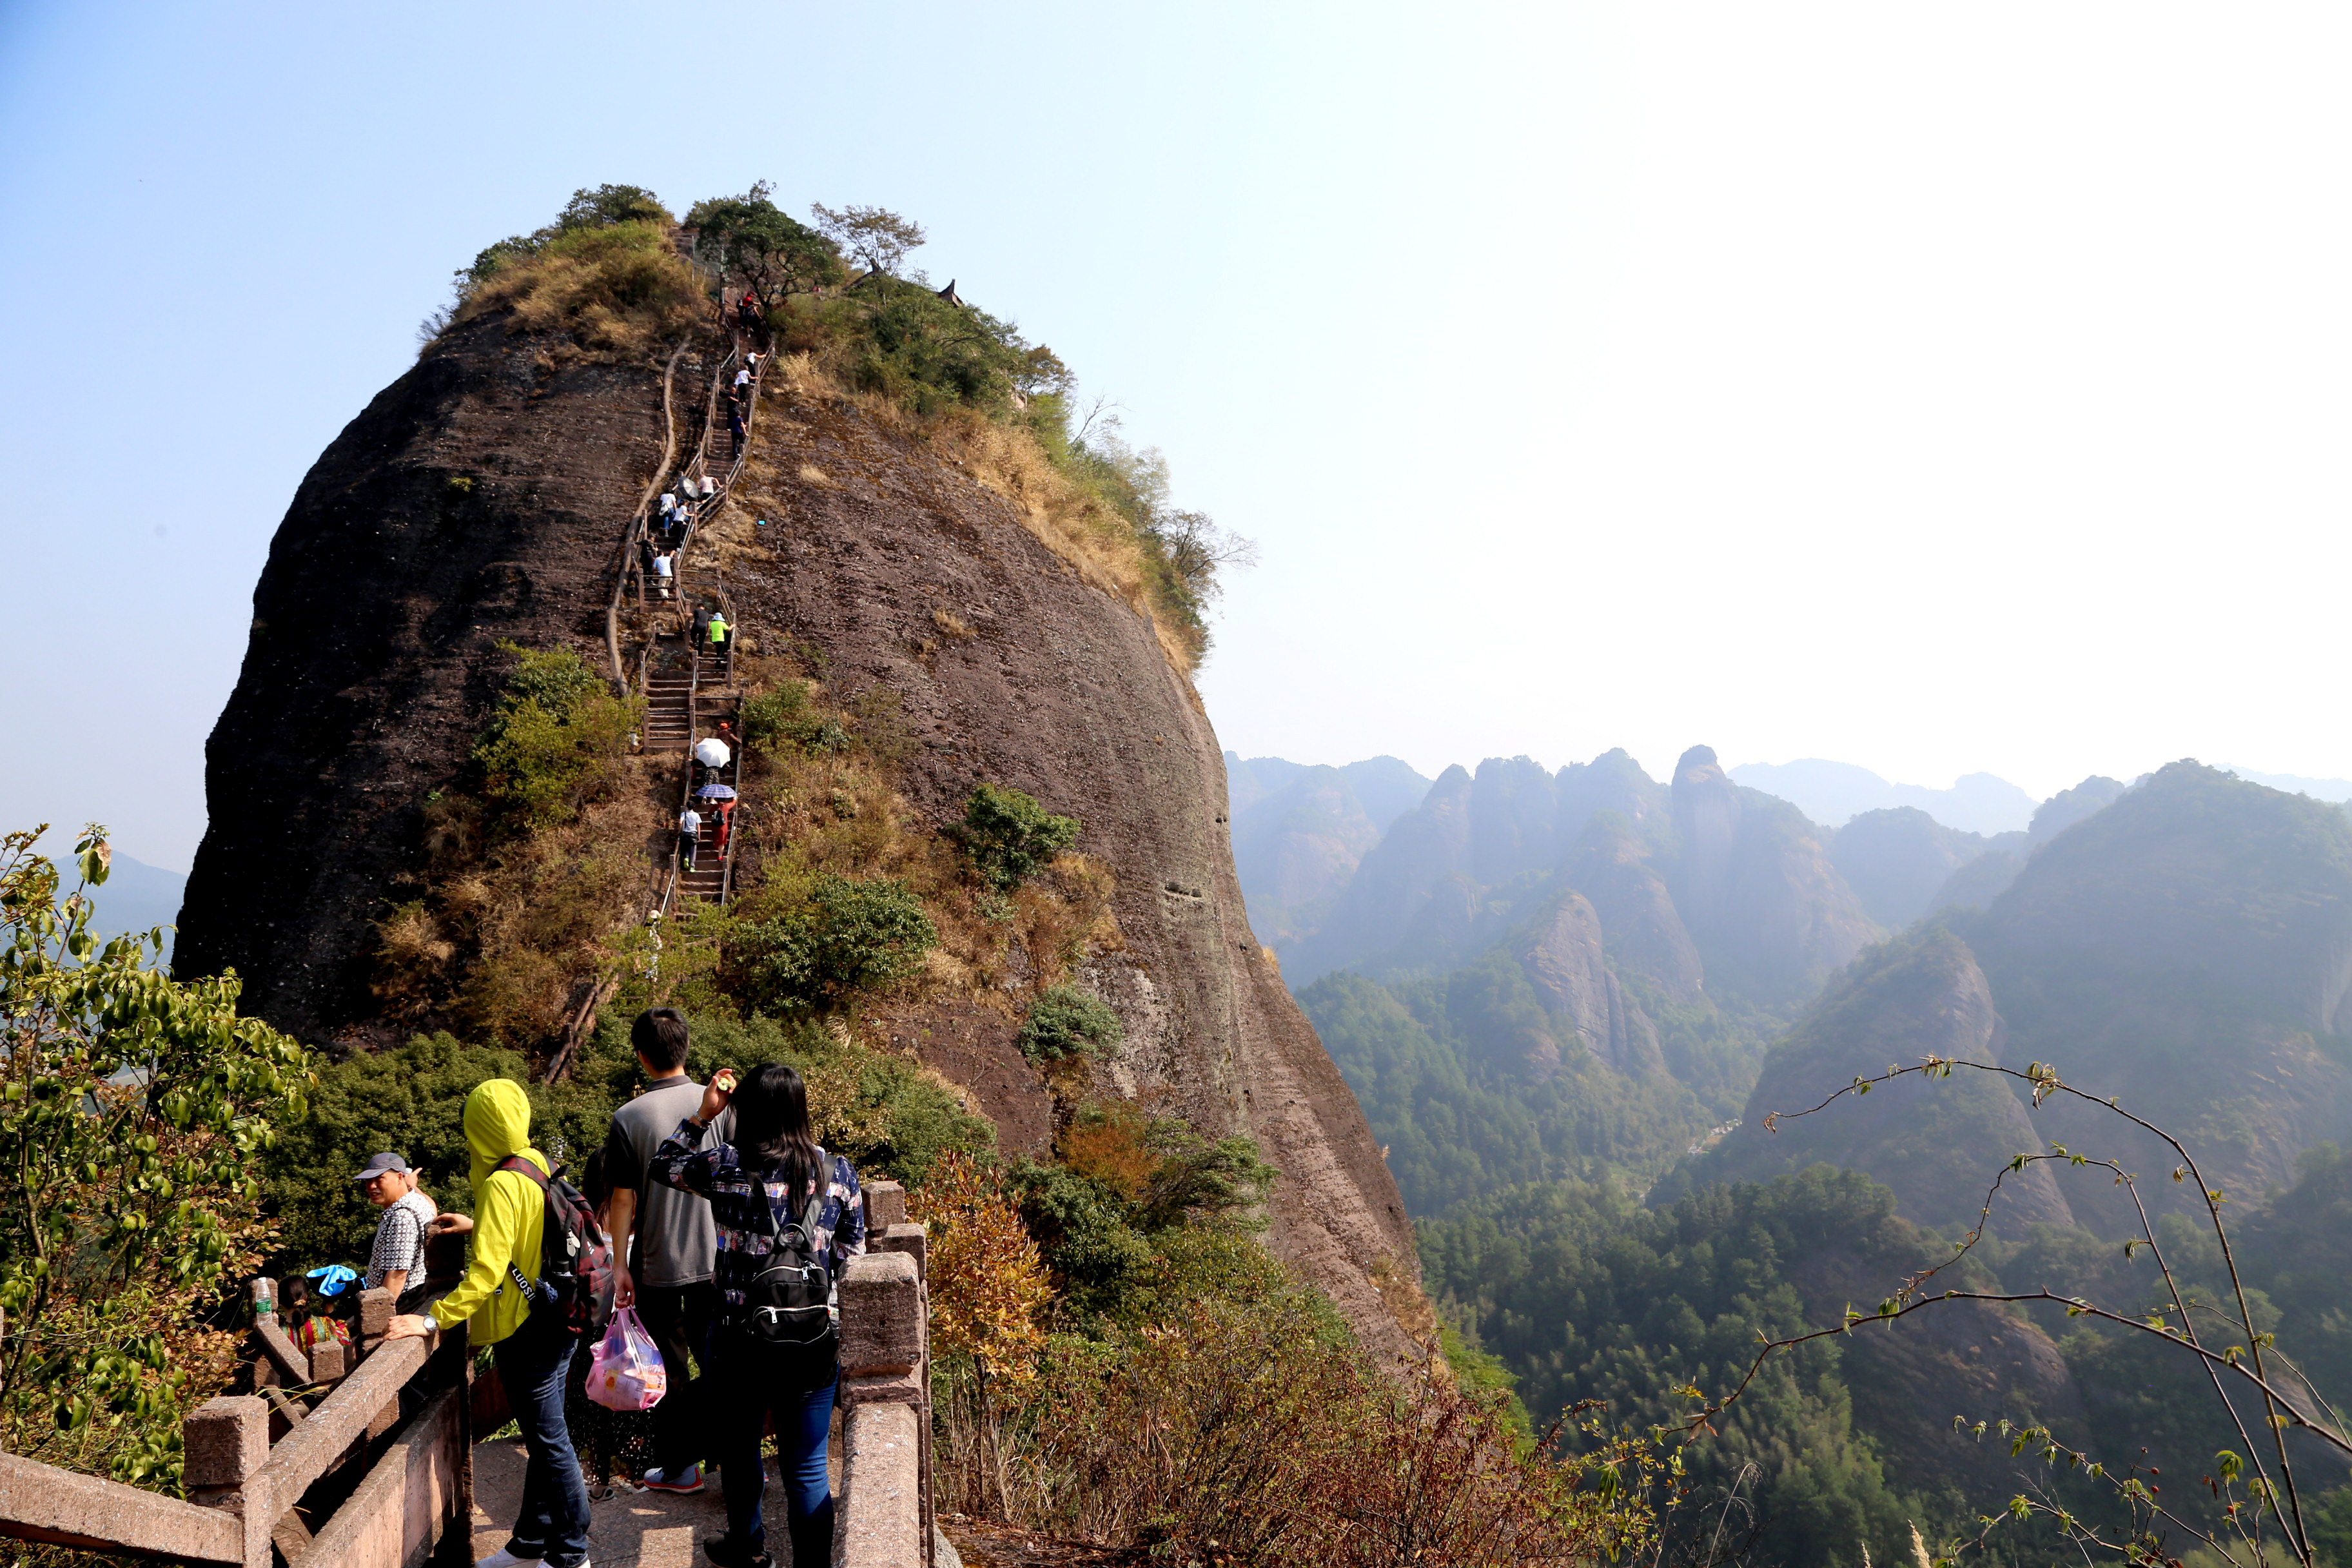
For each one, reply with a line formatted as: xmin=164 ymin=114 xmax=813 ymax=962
xmin=496 ymin=1156 xmax=614 ymax=1340
xmin=729 ymin=1157 xmax=838 ymax=1365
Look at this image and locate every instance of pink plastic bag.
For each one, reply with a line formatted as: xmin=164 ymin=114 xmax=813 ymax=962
xmin=585 ymin=1306 xmax=667 ymax=1412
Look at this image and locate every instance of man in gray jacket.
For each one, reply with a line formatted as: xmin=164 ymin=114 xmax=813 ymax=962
xmin=603 ymin=1008 xmax=724 ymax=1493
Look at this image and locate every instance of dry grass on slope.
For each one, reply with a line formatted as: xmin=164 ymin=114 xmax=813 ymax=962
xmin=457 ymin=219 xmax=705 ymax=361
xmin=760 ymin=353 xmax=1200 ymax=678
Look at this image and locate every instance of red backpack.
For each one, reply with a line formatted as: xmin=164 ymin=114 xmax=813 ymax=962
xmin=496 ymin=1157 xmax=614 ymax=1338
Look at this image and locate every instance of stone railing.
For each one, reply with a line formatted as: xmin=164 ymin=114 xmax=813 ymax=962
xmin=840 ymin=1179 xmax=936 ymax=1568
xmin=0 ymin=1240 xmax=474 ymax=1567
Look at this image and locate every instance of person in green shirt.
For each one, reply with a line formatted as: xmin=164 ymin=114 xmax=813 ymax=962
xmin=387 ymin=1079 xmax=590 ymax=1568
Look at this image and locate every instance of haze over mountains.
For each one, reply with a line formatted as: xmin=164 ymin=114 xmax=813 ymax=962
xmin=1228 ymin=743 xmax=2352 ymax=1558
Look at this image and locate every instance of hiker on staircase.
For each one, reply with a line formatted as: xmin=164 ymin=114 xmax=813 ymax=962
xmin=707 ymin=610 xmax=730 ymax=665
xmin=679 ymin=805 xmax=703 ymax=872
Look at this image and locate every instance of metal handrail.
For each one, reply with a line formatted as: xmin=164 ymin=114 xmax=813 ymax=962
xmin=606 ymin=338 xmax=692 ymax=682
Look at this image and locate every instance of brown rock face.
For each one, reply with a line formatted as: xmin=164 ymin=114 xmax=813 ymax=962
xmin=721 ymin=396 xmax=1413 ymax=1348
xmin=176 ymin=316 xmax=673 ymax=1040
xmin=178 ymin=321 xmax=1416 ymax=1351
xmin=1514 ymin=894 xmax=1667 ymax=1076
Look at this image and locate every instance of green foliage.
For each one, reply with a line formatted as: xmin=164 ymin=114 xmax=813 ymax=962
xmin=687 ymin=182 xmax=845 ymax=309
xmin=1422 ymin=1168 xmax=1923 ymax=1568
xmin=727 ymin=873 xmax=937 ymax=1012
xmin=954 ymin=783 xmax=1079 ymax=893
xmin=1300 ymin=963 xmax=1721 ymax=1215
xmin=556 ymin=183 xmax=669 ymax=231
xmin=1004 ymin=1108 xmax=1280 ymax=1331
xmin=462 ymin=183 xmax=678 ymax=286
xmin=470 ymin=643 xmax=640 ymax=834
xmin=0 ymin=827 xmax=312 ymax=1492
xmin=264 ymin=1010 xmax=995 ymax=1273
xmin=2309 ymin=1484 xmax=2352 ymax=1568
xmin=740 ymin=680 xmax=849 ymax=756
xmin=1017 ymin=985 xmax=1122 ymax=1064
xmin=257 ymin=1032 xmax=612 ymax=1269
xmin=810 ymin=202 xmax=926 ymax=278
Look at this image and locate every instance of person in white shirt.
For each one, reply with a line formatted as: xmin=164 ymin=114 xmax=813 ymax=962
xmin=678 ymin=807 xmax=703 ymax=871
xmin=654 ymin=550 xmax=674 ymax=598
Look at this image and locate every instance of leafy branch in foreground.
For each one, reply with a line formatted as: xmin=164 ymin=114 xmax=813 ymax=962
xmin=1671 ymin=1055 xmax=2346 ymax=1568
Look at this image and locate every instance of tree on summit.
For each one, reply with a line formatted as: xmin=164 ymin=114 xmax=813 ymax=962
xmin=810 ymin=202 xmax=926 ymax=280
xmin=687 ymin=182 xmax=847 ymax=311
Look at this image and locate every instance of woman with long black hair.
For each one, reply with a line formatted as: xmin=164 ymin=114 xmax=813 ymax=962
xmin=650 ymin=1064 xmax=865 ymax=1568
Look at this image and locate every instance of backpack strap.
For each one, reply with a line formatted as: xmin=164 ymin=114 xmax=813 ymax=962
xmin=495 ymin=1157 xmax=550 ymax=1301
xmin=496 ymin=1154 xmax=549 ymax=1190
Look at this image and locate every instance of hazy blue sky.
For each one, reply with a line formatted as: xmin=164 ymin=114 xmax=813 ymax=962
xmin=5 ymin=3 xmax=2348 ymax=872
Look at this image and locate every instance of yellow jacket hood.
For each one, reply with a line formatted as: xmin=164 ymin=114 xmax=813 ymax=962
xmin=463 ymin=1078 xmax=547 ymax=1193
xmin=433 ymin=1079 xmax=548 ymax=1346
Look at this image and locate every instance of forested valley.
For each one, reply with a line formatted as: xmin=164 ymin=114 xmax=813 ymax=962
xmin=1233 ymin=746 xmax=2352 ymax=1566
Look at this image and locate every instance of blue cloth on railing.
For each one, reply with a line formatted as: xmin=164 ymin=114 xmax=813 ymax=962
xmin=307 ymin=1264 xmax=360 ymax=1297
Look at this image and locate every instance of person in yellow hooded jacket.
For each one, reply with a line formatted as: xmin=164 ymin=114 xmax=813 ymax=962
xmin=388 ymin=1079 xmax=591 ymax=1568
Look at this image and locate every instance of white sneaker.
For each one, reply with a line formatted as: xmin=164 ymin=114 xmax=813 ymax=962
xmin=476 ymin=1552 xmax=542 ymax=1568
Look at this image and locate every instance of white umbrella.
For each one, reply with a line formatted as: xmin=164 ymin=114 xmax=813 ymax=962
xmin=694 ymin=738 xmax=732 ymax=768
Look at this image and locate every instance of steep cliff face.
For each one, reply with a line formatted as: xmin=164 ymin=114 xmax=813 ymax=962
xmin=177 ymin=316 xmax=672 ymax=1039
xmin=1562 ymin=818 xmax=1704 ymax=1004
xmin=181 ymin=319 xmax=1417 ymax=1350
xmin=712 ymin=387 xmax=1416 ymax=1342
xmin=1669 ymin=745 xmax=1877 ymax=999
xmin=1513 ymin=894 xmax=1667 ymax=1077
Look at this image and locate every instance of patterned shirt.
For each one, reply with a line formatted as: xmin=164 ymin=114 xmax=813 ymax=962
xmin=648 ymin=1118 xmax=866 ymax=1308
xmin=364 ymin=1190 xmax=435 ymax=1291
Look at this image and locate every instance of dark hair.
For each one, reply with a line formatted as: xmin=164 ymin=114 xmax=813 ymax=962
xmin=580 ymin=1146 xmax=613 ymax=1218
xmin=631 ymin=1007 xmax=690 ymax=1073
xmin=727 ymin=1063 xmax=821 ymax=1192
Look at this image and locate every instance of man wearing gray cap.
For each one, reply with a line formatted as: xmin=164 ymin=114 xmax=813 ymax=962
xmin=357 ymin=1152 xmax=438 ymax=1311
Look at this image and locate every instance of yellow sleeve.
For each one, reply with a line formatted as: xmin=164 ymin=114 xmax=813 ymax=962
xmin=430 ymin=1171 xmax=535 ymax=1328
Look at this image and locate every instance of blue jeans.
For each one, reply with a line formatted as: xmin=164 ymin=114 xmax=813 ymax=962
xmin=714 ymin=1333 xmax=836 ymax=1565
xmin=493 ymin=1312 xmax=593 ymax=1568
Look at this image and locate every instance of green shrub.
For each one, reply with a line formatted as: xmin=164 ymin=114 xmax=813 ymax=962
xmin=471 ymin=643 xmax=639 ymax=834
xmin=1018 ymin=985 xmax=1122 ymax=1064
xmin=741 ymin=680 xmax=850 ymax=756
xmin=954 ymin=783 xmax=1079 ymax=892
xmin=259 ymin=1032 xmax=616 ymax=1270
xmin=729 ymin=873 xmax=937 ymax=1012
xmin=1 ymin=827 xmax=312 ymax=1491
xmin=687 ymin=182 xmax=846 ymax=309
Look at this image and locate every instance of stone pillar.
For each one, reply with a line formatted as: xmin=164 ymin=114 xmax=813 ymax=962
xmin=839 ymin=1231 xmax=932 ymax=1566
xmin=866 ymin=1179 xmax=908 ymax=1231
xmin=184 ymin=1395 xmax=271 ymax=1568
xmin=357 ymin=1286 xmax=395 ymax=1353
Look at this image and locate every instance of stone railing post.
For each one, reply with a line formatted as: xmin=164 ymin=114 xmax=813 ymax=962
xmin=838 ymin=1231 xmax=931 ymax=1568
xmin=865 ymin=1179 xmax=908 ymax=1231
xmin=184 ymin=1395 xmax=271 ymax=1568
